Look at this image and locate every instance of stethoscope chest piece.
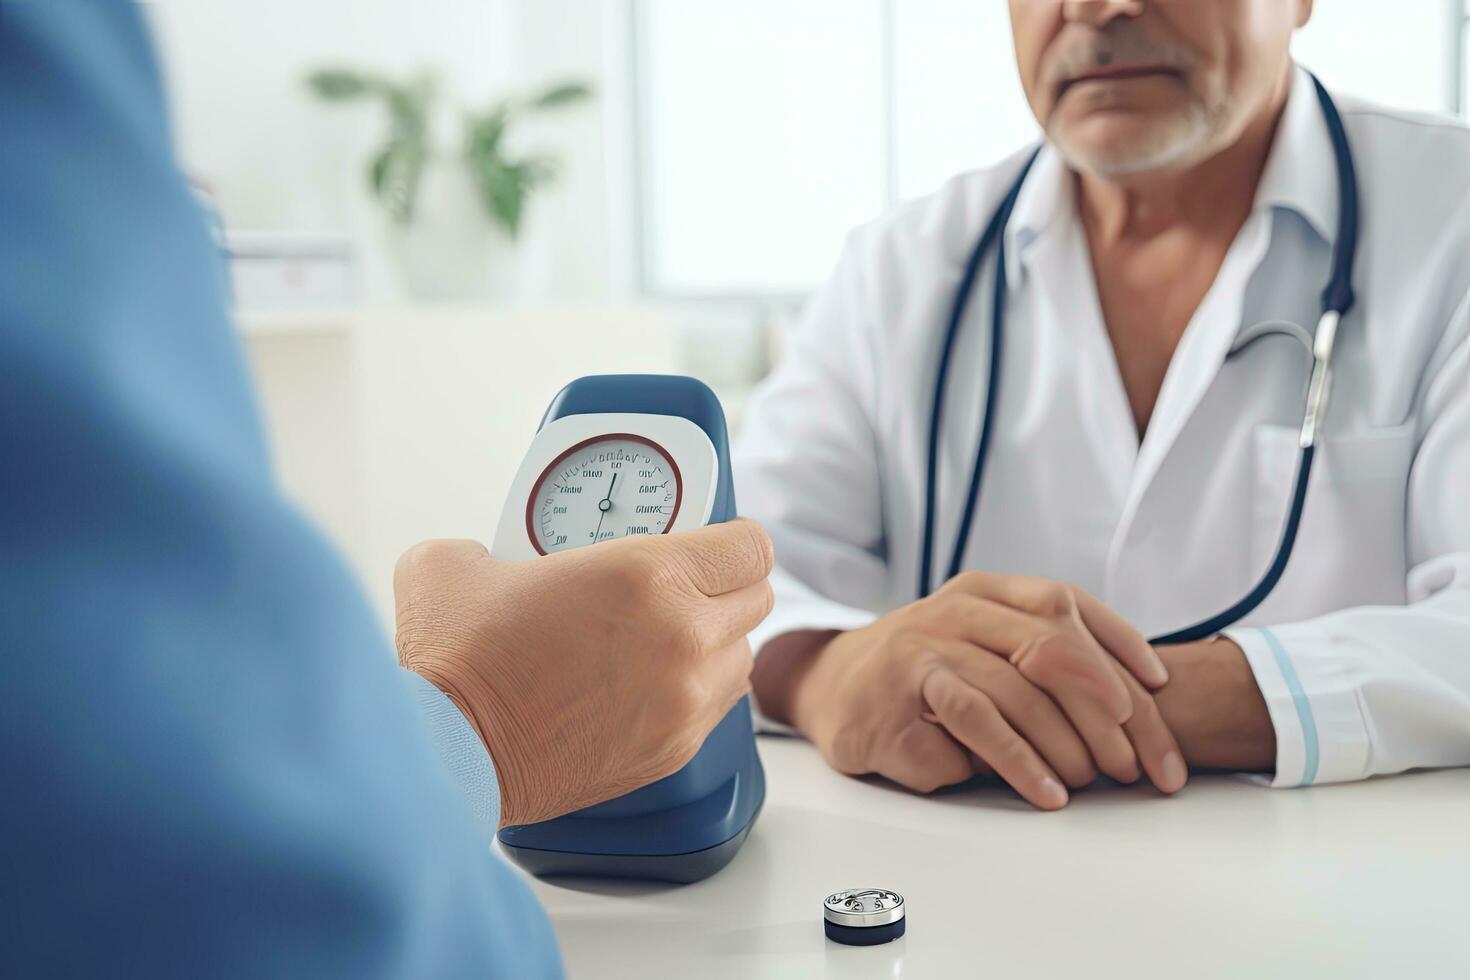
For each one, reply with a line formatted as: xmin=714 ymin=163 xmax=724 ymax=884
xmin=823 ymin=888 xmax=907 ymax=946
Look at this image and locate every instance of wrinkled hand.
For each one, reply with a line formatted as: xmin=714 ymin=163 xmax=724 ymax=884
xmin=788 ymin=573 xmax=1186 ymax=809
xmin=395 ymin=520 xmax=774 ymax=827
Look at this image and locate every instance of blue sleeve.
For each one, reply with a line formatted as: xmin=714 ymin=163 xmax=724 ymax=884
xmin=0 ymin=3 xmax=561 ymax=976
xmin=408 ymin=672 xmax=504 ymax=840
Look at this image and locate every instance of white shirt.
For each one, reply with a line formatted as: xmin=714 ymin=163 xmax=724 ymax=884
xmin=735 ymin=67 xmax=1470 ymax=788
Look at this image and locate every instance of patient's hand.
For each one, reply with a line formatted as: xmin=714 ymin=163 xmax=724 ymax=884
xmin=756 ymin=573 xmax=1186 ymax=809
xmin=395 ymin=520 xmax=774 ymax=827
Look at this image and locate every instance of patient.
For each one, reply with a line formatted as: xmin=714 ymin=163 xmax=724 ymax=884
xmin=3 ymin=5 xmax=769 ymax=976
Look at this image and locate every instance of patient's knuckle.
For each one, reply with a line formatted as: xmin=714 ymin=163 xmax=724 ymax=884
xmin=612 ymin=550 xmax=663 ymax=604
xmin=395 ymin=540 xmax=449 ymax=582
xmin=755 ymin=580 xmax=776 ymax=622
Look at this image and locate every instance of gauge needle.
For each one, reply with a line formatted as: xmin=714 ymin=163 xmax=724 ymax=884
xmin=593 ymin=472 xmax=617 ymax=541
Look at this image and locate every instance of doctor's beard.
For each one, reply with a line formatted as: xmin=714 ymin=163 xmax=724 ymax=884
xmin=1041 ymin=24 xmax=1229 ymax=180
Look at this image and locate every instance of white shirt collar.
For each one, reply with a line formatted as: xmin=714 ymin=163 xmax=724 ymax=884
xmin=1255 ymin=65 xmax=1338 ymax=243
xmin=1005 ymin=64 xmax=1338 ymax=274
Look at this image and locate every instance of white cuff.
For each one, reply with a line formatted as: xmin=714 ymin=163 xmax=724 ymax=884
xmin=1225 ymin=625 xmax=1373 ymax=788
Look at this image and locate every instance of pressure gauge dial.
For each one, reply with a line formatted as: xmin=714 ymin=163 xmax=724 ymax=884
xmin=527 ymin=434 xmax=684 ymax=555
xmin=493 ymin=412 xmax=718 ymax=563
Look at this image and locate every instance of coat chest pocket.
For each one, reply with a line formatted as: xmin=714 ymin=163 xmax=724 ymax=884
xmin=1252 ymin=423 xmax=1416 ymax=612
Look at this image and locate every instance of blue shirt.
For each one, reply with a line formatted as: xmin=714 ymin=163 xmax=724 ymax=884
xmin=0 ymin=2 xmax=560 ymax=975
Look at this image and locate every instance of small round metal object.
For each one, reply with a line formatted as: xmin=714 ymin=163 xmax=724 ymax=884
xmin=823 ymin=888 xmax=906 ymax=946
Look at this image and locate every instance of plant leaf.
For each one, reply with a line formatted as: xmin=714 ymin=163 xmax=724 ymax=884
xmin=307 ymin=69 xmax=373 ymax=100
xmin=370 ymin=139 xmax=424 ymax=225
xmin=369 ymin=146 xmax=392 ymax=197
xmin=466 ymin=159 xmax=531 ymax=238
xmin=527 ymin=81 xmax=594 ymax=110
xmin=465 ymin=107 xmax=509 ymax=156
xmin=309 ymin=65 xmax=432 ymax=224
xmin=489 ymin=168 xmax=527 ymax=237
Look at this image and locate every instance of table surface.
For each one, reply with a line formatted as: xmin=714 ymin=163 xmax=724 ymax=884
xmin=513 ymin=735 xmax=1470 ymax=979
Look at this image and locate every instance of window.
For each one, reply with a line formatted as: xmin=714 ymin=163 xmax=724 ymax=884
xmin=1292 ymin=3 xmax=1457 ymax=115
xmin=634 ymin=0 xmax=887 ymax=297
xmin=631 ymin=1 xmax=1470 ymax=299
xmin=1462 ymin=0 xmax=1470 ymax=116
xmin=889 ymin=1 xmax=1037 ymax=202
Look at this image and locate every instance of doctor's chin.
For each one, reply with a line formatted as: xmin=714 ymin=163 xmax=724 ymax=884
xmin=7 ymin=1 xmax=1470 ymax=978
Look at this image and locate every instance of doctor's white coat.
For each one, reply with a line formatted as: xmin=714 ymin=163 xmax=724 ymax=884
xmin=735 ymin=69 xmax=1470 ymax=788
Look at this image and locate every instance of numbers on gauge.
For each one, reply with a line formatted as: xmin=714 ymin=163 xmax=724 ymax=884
xmin=526 ymin=435 xmax=683 ymax=555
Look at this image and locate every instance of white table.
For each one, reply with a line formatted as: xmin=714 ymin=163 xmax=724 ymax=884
xmin=518 ymin=735 xmax=1470 ymax=979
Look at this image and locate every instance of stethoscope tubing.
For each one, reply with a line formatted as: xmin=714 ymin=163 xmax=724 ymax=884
xmin=919 ymin=74 xmax=1360 ymax=646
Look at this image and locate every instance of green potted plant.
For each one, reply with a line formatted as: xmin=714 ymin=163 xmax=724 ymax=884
xmin=307 ymin=67 xmax=593 ymax=300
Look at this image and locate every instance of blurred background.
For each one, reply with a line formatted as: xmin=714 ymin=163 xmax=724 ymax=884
xmin=139 ymin=0 xmax=1470 ymax=626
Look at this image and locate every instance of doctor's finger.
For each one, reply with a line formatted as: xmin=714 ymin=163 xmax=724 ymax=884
xmin=923 ymin=634 xmax=1097 ymax=786
xmin=925 ymin=593 xmax=1131 ymax=722
xmin=664 ymin=519 xmax=776 ymax=596
xmin=1041 ymin=680 xmax=1142 ymax=785
xmin=1112 ymin=662 xmax=1189 ymax=795
xmin=1071 ymin=588 xmax=1169 ymax=690
xmin=956 ymin=657 xmax=1099 ymax=789
xmin=921 ymin=665 xmax=1070 ymax=811
xmin=871 ymin=718 xmax=976 ymax=795
xmin=941 ymin=573 xmax=1165 ymax=691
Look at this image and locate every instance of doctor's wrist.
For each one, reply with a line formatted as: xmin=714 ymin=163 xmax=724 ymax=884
xmin=752 ymin=629 xmax=841 ymax=730
xmin=1153 ymin=638 xmax=1275 ymax=773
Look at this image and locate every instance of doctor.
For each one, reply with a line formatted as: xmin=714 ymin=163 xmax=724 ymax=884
xmin=737 ymin=0 xmax=1470 ymax=808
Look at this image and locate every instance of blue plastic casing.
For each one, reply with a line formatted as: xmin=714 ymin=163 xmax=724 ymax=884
xmin=496 ymin=375 xmax=766 ymax=883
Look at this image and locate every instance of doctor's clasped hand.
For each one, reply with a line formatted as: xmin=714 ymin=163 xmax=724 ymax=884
xmin=756 ymin=573 xmax=1188 ymax=808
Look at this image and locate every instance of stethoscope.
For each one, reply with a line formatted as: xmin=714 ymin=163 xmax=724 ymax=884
xmin=919 ymin=74 xmax=1360 ymax=646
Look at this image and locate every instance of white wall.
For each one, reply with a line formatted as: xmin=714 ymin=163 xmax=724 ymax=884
xmin=144 ymin=0 xmax=616 ymax=303
xmin=244 ymin=308 xmax=680 ymax=627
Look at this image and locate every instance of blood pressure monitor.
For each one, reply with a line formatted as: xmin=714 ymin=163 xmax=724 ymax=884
xmin=491 ymin=375 xmax=766 ymax=884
